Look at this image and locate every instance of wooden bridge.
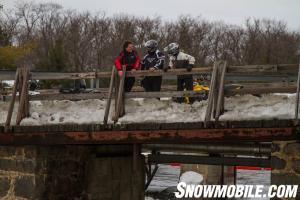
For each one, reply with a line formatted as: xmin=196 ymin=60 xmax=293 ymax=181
xmin=0 ymin=62 xmax=299 ymax=199
xmin=1 ymin=62 xmax=299 ymax=126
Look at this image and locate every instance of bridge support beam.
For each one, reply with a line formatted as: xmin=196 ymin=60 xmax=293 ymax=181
xmin=271 ymin=140 xmax=300 ymax=198
xmin=0 ymin=145 xmax=145 ymax=200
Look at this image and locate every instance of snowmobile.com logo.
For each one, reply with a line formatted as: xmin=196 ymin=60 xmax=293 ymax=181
xmin=174 ymin=183 xmax=298 ymax=199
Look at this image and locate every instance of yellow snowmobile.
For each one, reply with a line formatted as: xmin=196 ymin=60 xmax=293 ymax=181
xmin=184 ymin=81 xmax=210 ymax=104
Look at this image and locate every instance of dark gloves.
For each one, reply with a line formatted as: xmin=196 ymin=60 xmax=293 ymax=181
xmin=186 ymin=64 xmax=193 ymax=72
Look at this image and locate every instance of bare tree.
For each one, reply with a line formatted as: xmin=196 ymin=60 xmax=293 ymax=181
xmin=1 ymin=2 xmax=299 ymax=71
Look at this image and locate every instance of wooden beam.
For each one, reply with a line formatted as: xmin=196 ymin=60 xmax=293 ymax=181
xmin=29 ymin=93 xmax=108 ymax=101
xmin=16 ymin=68 xmax=30 ymax=125
xmin=0 ymin=125 xmax=298 ymax=144
xmin=295 ymin=59 xmax=300 ymax=120
xmin=33 ymin=72 xmax=96 ymax=80
xmin=0 ymin=64 xmax=298 ymax=80
xmin=205 ymin=62 xmax=218 ymax=122
xmin=103 ymin=67 xmax=116 ymax=125
xmin=216 ymin=62 xmax=227 ymax=121
xmin=4 ymin=69 xmax=19 ymax=131
xmin=225 ymin=85 xmax=296 ymax=96
xmin=114 ymin=66 xmax=126 ymax=123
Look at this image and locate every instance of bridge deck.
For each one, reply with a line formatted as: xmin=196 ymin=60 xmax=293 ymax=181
xmin=0 ymin=119 xmax=299 ymax=145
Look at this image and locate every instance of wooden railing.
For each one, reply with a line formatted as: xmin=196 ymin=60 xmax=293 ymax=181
xmin=1 ymin=62 xmax=299 ymax=129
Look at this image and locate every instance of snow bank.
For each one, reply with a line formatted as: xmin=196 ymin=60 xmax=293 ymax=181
xmin=2 ymin=80 xmax=14 ymax=87
xmin=0 ymin=94 xmax=295 ymax=126
xmin=145 ymin=197 xmax=155 ymax=200
xmin=220 ymin=94 xmax=295 ymax=121
xmin=180 ymin=171 xmax=204 ymax=185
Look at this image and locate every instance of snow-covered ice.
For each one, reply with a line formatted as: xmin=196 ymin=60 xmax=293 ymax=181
xmin=0 ymin=93 xmax=295 ymax=126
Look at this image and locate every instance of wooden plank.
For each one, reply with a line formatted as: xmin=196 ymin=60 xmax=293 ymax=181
xmin=119 ymin=67 xmax=126 ymax=118
xmin=33 ymin=72 xmax=96 ymax=80
xmin=0 ymin=119 xmax=295 ymax=133
xmin=216 ymin=62 xmax=227 ymax=121
xmin=0 ymin=126 xmax=297 ymax=144
xmin=213 ymin=62 xmax=221 ymax=118
xmin=228 ymin=64 xmax=298 ymax=73
xmin=4 ymin=69 xmax=19 ymax=130
xmin=29 ymin=93 xmax=108 ymax=101
xmin=114 ymin=66 xmax=126 ymax=123
xmin=225 ymin=86 xmax=297 ymax=96
xmin=295 ymin=60 xmax=300 ymax=120
xmin=6 ymin=83 xmax=293 ymax=102
xmin=205 ymin=62 xmax=219 ymax=122
xmin=16 ymin=68 xmax=30 ymax=125
xmin=103 ymin=67 xmax=116 ymax=125
xmin=1 ymin=67 xmax=298 ymax=81
xmin=23 ymin=68 xmax=30 ymax=119
xmin=16 ymin=68 xmax=24 ymax=125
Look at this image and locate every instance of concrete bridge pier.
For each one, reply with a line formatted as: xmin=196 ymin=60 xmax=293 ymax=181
xmin=0 ymin=145 xmax=145 ymax=200
xmin=271 ymin=140 xmax=300 ymax=199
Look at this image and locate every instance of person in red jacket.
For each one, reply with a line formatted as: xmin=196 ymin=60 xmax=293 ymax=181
xmin=114 ymin=41 xmax=140 ymax=92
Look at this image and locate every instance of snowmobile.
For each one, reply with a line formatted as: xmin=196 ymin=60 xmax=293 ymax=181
xmin=59 ymin=79 xmax=89 ymax=94
xmin=184 ymin=80 xmax=244 ymax=103
xmin=184 ymin=81 xmax=210 ymax=104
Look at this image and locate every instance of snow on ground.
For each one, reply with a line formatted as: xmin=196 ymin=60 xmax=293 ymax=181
xmin=180 ymin=171 xmax=203 ymax=185
xmin=0 ymin=93 xmax=295 ymax=126
xmin=2 ymin=80 xmax=14 ymax=87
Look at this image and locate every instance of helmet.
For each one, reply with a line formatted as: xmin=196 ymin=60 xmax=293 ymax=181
xmin=145 ymin=40 xmax=158 ymax=53
xmin=165 ymin=43 xmax=179 ymax=56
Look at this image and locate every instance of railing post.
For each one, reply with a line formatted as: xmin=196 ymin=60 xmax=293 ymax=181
xmin=113 ymin=65 xmax=126 ymax=123
xmin=5 ymin=68 xmax=20 ymax=132
xmin=295 ymin=59 xmax=300 ymax=121
xmin=215 ymin=61 xmax=227 ymax=121
xmin=205 ymin=61 xmax=219 ymax=122
xmin=89 ymin=79 xmax=94 ymax=89
xmin=16 ymin=67 xmax=30 ymax=125
xmin=103 ymin=66 xmax=116 ymax=125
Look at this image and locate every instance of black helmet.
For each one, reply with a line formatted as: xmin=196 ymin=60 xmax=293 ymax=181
xmin=145 ymin=40 xmax=158 ymax=53
xmin=164 ymin=43 xmax=179 ymax=56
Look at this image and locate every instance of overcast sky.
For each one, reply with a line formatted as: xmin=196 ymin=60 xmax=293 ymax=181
xmin=2 ymin=0 xmax=300 ymax=31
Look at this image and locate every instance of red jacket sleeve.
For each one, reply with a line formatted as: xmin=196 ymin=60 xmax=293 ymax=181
xmin=133 ymin=53 xmax=141 ymax=70
xmin=114 ymin=53 xmax=123 ymax=71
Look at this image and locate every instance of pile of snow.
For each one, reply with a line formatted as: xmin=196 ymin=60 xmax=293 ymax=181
xmin=0 ymin=93 xmax=296 ymax=126
xmin=2 ymin=80 xmax=14 ymax=87
xmin=180 ymin=171 xmax=204 ymax=185
xmin=145 ymin=197 xmax=155 ymax=200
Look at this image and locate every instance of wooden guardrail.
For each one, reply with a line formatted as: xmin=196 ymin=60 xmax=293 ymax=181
xmin=1 ymin=62 xmax=300 ymax=129
xmin=0 ymin=64 xmax=298 ymax=81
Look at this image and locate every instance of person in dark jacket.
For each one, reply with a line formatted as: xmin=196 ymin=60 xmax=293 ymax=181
xmin=141 ymin=40 xmax=165 ymax=92
xmin=164 ymin=42 xmax=195 ymax=103
xmin=114 ymin=41 xmax=140 ymax=92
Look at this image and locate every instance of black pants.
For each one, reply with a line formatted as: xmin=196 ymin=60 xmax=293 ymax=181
xmin=124 ymin=77 xmax=135 ymax=92
xmin=177 ymin=75 xmax=194 ymax=103
xmin=141 ymin=76 xmax=162 ymax=92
